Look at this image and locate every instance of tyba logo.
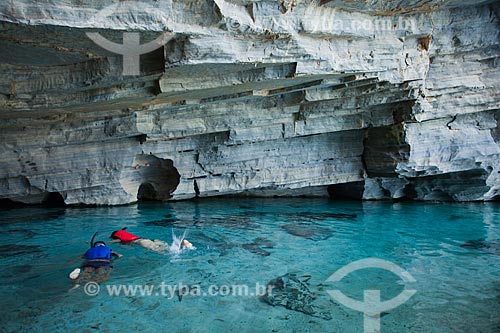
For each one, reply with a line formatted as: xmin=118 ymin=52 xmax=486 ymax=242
xmin=326 ymin=258 xmax=417 ymax=333
xmin=86 ymin=1 xmax=175 ymax=76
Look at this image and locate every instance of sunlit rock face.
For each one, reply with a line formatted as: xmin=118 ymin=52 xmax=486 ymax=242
xmin=0 ymin=0 xmax=499 ymax=205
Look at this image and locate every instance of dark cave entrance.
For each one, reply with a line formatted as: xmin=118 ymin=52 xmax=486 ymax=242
xmin=134 ymin=154 xmax=181 ymax=201
xmin=327 ymin=181 xmax=365 ymax=200
xmin=137 ymin=183 xmax=158 ymax=201
xmin=0 ymin=198 xmax=24 ymax=209
xmin=43 ymin=192 xmax=66 ymax=206
xmin=0 ymin=191 xmax=66 ymax=208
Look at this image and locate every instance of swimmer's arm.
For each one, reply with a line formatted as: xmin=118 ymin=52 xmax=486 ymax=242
xmin=112 ymin=251 xmax=123 ymax=259
xmin=67 ymin=255 xmax=84 ymax=263
xmin=109 ymin=239 xmax=121 ymax=243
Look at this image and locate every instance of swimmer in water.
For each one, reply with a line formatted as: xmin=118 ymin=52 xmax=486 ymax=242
xmin=109 ymin=227 xmax=194 ymax=253
xmin=69 ymin=233 xmax=122 ymax=283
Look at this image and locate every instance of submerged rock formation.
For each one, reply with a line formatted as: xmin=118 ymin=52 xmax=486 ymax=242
xmin=0 ymin=0 xmax=499 ymax=205
xmin=261 ymin=273 xmax=332 ymax=320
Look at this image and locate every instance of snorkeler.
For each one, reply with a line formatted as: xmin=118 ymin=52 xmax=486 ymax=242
xmin=69 ymin=232 xmax=122 ymax=283
xmin=109 ymin=227 xmax=194 ymax=253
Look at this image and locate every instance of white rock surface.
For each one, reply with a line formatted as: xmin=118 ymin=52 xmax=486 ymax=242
xmin=0 ymin=0 xmax=498 ymax=204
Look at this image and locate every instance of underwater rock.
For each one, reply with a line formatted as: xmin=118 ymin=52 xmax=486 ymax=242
xmin=0 ymin=209 xmax=65 ymax=226
xmin=461 ymin=239 xmax=489 ymax=250
xmin=145 ymin=215 xmax=256 ymax=230
xmin=281 ymin=223 xmax=333 ymax=241
xmin=242 ymin=237 xmax=276 ymax=256
xmin=207 ymin=216 xmax=257 ymax=230
xmin=252 ymin=237 xmax=276 ymax=248
xmin=0 ymin=264 xmax=33 ymax=280
xmin=0 ymin=244 xmax=41 ymax=257
xmin=448 ymin=214 xmax=465 ymax=221
xmin=73 ymin=266 xmax=113 ymax=285
xmin=461 ymin=239 xmax=500 ymax=255
xmin=261 ymin=273 xmax=332 ymax=320
xmin=7 ymin=229 xmax=36 ymax=241
xmin=235 ymin=211 xmax=357 ymax=221
xmin=194 ymin=233 xmax=237 ymax=256
xmin=296 ymin=212 xmax=357 ymax=220
xmin=144 ymin=219 xmax=178 ymax=227
xmin=242 ymin=243 xmax=270 ymax=257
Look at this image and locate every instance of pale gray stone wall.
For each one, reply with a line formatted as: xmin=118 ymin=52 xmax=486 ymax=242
xmin=0 ymin=1 xmax=498 ymax=204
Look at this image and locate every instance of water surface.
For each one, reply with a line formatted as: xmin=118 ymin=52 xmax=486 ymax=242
xmin=0 ymin=198 xmax=499 ymax=332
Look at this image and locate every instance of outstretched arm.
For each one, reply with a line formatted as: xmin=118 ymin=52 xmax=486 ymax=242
xmin=112 ymin=251 xmax=123 ymax=259
xmin=67 ymin=255 xmax=84 ymax=263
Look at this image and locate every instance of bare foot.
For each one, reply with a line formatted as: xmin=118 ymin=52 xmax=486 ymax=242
xmin=181 ymin=240 xmax=194 ymax=249
xmin=69 ymin=268 xmax=81 ymax=280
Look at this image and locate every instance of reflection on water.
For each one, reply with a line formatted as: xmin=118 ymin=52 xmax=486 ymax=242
xmin=0 ymin=198 xmax=499 ymax=332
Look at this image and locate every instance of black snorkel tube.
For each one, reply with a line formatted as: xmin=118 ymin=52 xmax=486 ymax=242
xmin=90 ymin=232 xmax=98 ymax=247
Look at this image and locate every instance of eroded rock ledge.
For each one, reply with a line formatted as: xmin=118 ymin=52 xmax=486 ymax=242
xmin=0 ymin=0 xmax=499 ymax=205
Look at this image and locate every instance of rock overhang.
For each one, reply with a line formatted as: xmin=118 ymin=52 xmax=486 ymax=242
xmin=0 ymin=0 xmax=499 ymax=205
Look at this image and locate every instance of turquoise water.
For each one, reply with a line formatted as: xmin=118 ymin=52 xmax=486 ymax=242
xmin=0 ymin=198 xmax=499 ymax=332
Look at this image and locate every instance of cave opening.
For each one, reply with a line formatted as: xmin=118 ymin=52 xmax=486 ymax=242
xmin=137 ymin=183 xmax=158 ymax=201
xmin=42 ymin=192 xmax=66 ymax=207
xmin=0 ymin=198 xmax=24 ymax=209
xmin=327 ymin=181 xmax=364 ymax=200
xmin=0 ymin=192 xmax=66 ymax=208
xmin=133 ymin=154 xmax=181 ymax=201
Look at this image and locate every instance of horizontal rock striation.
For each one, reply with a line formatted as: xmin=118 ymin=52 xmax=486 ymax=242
xmin=0 ymin=0 xmax=499 ymax=205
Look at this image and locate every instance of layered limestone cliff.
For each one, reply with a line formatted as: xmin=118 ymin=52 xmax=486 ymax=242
xmin=0 ymin=0 xmax=499 ymax=205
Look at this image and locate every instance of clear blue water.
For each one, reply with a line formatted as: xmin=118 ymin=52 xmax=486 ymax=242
xmin=1 ymin=198 xmax=499 ymax=332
